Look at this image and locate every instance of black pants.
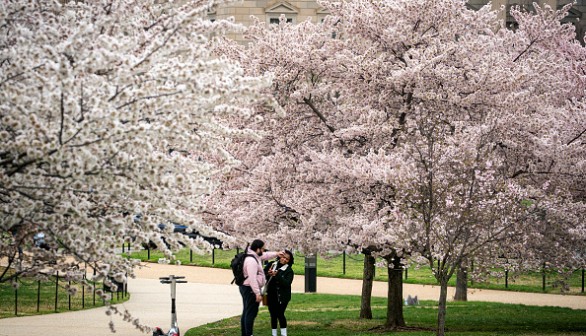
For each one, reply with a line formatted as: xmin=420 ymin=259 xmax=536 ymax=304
xmin=268 ymin=300 xmax=289 ymax=329
xmin=239 ymin=285 xmax=259 ymax=336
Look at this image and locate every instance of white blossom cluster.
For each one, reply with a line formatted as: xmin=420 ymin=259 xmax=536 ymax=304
xmin=0 ymin=0 xmax=272 ymax=288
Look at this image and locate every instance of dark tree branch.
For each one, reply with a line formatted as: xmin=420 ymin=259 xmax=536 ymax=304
xmin=513 ymin=38 xmax=537 ymax=63
xmin=116 ymin=91 xmax=180 ymax=110
xmin=303 ymin=96 xmax=335 ymax=133
xmin=77 ymin=82 xmax=85 ymax=123
xmin=0 ymin=64 xmax=44 ymax=87
xmin=567 ymin=128 xmax=586 ymax=146
xmin=7 ymin=149 xmax=58 ymax=177
xmin=132 ymin=25 xmax=180 ymax=70
xmin=59 ymin=91 xmax=65 ymax=146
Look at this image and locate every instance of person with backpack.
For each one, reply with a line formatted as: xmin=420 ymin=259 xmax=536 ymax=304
xmin=237 ymin=239 xmax=285 ymax=336
xmin=263 ymin=250 xmax=294 ymax=336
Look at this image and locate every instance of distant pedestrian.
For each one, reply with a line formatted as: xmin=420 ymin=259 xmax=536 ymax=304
xmin=264 ymin=250 xmax=294 ymax=336
xmin=239 ymin=239 xmax=284 ymax=336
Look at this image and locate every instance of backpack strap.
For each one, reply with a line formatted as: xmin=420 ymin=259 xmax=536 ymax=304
xmin=242 ymin=253 xmax=257 ymax=279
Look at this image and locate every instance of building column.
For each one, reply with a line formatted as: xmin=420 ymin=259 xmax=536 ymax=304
xmin=541 ymin=0 xmax=558 ymax=10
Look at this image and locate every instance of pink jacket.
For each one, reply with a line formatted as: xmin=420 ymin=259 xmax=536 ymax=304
xmin=243 ymin=248 xmax=278 ymax=295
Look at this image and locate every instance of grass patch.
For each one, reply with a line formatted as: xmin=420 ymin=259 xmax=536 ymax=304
xmin=184 ymin=293 xmax=586 ymax=336
xmin=127 ymin=248 xmax=586 ymax=295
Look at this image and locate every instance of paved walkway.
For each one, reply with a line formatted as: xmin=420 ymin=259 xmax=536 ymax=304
xmin=1 ymin=262 xmax=584 ymax=335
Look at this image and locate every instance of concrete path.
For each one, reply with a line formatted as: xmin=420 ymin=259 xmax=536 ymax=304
xmin=1 ymin=262 xmax=585 ymax=335
xmin=0 ymin=278 xmax=242 ymax=336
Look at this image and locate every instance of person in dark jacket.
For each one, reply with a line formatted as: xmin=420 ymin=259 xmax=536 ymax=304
xmin=263 ymin=249 xmax=294 ymax=336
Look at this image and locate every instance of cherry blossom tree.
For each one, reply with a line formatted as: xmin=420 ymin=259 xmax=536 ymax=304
xmin=211 ymin=1 xmax=585 ymax=335
xmin=318 ymin=1 xmax=586 ymax=335
xmin=210 ymin=14 xmax=414 ymax=328
xmin=0 ymin=0 xmax=272 ymax=319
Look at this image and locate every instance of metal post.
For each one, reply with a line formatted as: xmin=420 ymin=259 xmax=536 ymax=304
xmin=581 ymin=269 xmax=584 ymax=293
xmin=14 ymin=275 xmax=18 ymax=316
xmin=304 ymin=255 xmax=317 ymax=293
xmin=68 ymin=280 xmax=71 ymax=310
xmin=405 ymin=268 xmax=408 ymax=280
xmin=93 ymin=269 xmax=96 ymax=306
xmin=83 ymin=266 xmax=86 ymax=307
xmin=55 ymin=271 xmax=59 ymax=312
xmin=122 ymin=243 xmax=125 ymax=253
xmin=147 ymin=246 xmax=150 ymax=260
xmin=542 ymin=262 xmax=546 ymax=292
xmin=190 ymin=249 xmax=193 ymax=263
xmin=505 ymin=270 xmax=509 ymax=289
xmin=342 ymin=251 xmax=346 ymax=275
xmin=212 ymin=248 xmax=215 ymax=265
xmin=37 ymin=280 xmax=41 ymax=312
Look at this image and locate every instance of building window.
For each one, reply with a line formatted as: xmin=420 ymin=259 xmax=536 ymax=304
xmin=269 ymin=17 xmax=293 ymax=24
xmin=265 ymin=2 xmax=298 ymax=25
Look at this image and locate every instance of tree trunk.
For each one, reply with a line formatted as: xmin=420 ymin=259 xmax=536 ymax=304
xmin=360 ymin=252 xmax=375 ymax=319
xmin=385 ymin=254 xmax=405 ymax=329
xmin=437 ymin=277 xmax=449 ymax=336
xmin=454 ymin=264 xmax=467 ymax=301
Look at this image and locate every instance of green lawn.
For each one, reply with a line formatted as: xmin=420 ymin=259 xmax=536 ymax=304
xmin=184 ymin=293 xmax=586 ymax=336
xmin=127 ymin=248 xmax=586 ymax=294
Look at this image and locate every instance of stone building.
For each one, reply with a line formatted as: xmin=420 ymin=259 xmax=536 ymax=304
xmin=208 ymin=0 xmax=327 ymax=41
xmin=210 ymin=0 xmax=585 ymax=43
xmin=468 ymin=0 xmax=585 ymax=39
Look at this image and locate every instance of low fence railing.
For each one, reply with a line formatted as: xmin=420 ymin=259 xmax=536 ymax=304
xmin=127 ymin=245 xmax=585 ymax=294
xmin=0 ymin=271 xmax=128 ymax=318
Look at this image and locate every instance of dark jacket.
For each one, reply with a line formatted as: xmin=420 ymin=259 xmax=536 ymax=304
xmin=264 ymin=260 xmax=294 ymax=304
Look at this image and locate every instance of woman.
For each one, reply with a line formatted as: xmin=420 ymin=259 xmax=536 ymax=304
xmin=263 ymin=249 xmax=294 ymax=336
